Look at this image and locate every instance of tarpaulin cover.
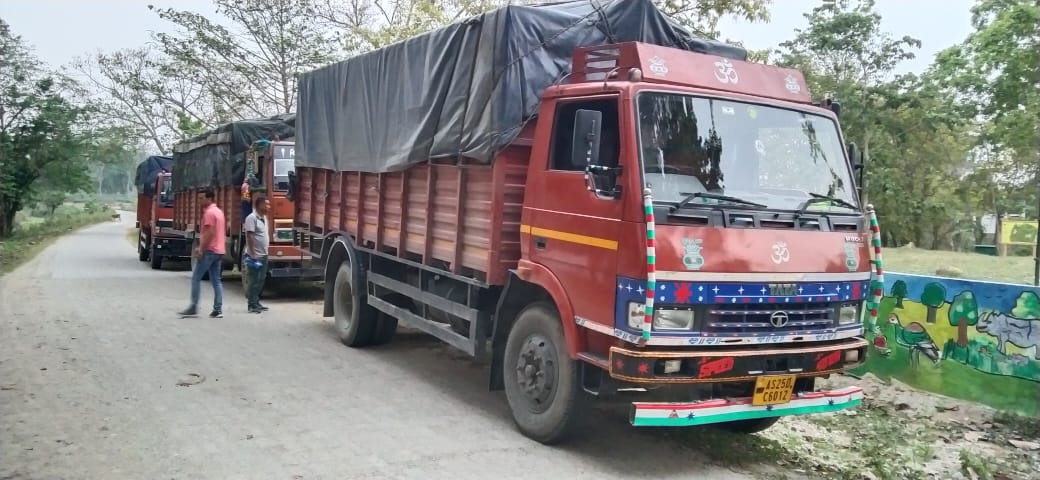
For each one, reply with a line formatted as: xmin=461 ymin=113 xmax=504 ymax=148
xmin=171 ymin=113 xmax=295 ymax=191
xmin=296 ymin=0 xmax=747 ymax=173
xmin=134 ymin=155 xmax=173 ymax=196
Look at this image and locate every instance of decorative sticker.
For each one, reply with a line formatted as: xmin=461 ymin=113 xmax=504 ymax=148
xmin=784 ymin=74 xmax=802 ymax=94
xmin=681 ymin=238 xmax=705 ymax=270
xmin=713 ymin=58 xmax=739 ymax=84
xmin=648 ymin=56 xmax=669 ymax=76
xmin=771 ymin=241 xmax=791 ymax=265
xmin=843 ymin=241 xmax=860 ymax=271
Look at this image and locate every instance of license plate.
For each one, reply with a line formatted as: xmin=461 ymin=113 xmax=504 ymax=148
xmin=752 ymin=375 xmax=795 ymax=406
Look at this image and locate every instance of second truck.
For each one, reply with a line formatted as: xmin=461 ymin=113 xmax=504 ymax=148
xmin=293 ymin=0 xmax=872 ymax=444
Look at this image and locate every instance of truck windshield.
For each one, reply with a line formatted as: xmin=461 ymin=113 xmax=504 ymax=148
xmin=159 ymin=176 xmax=174 ymax=207
xmin=272 ymin=145 xmax=295 ymax=192
xmin=636 ymin=92 xmax=857 ymax=213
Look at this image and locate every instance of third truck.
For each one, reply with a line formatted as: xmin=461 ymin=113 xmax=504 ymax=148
xmin=292 ymin=0 xmax=873 ymax=444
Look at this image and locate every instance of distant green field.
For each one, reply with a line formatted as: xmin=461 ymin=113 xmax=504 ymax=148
xmin=883 ymin=246 xmax=1036 ymax=285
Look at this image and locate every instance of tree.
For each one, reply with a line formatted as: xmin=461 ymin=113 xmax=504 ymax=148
xmin=657 ymin=0 xmax=771 ymax=39
xmin=920 ymin=282 xmax=946 ymax=324
xmin=71 ymin=46 xmax=212 ymax=153
xmin=948 ymin=291 xmax=979 ymax=347
xmin=150 ymin=0 xmax=339 ymax=118
xmin=0 ymin=19 xmax=97 ymax=237
xmin=1011 ymin=291 xmax=1040 ymax=319
xmin=890 ymin=280 xmax=908 ymax=308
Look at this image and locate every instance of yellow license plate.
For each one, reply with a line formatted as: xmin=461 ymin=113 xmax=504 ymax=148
xmin=752 ymin=375 xmax=795 ymax=406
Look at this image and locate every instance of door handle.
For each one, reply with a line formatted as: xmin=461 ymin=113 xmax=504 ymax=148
xmin=535 ymin=237 xmax=547 ymax=250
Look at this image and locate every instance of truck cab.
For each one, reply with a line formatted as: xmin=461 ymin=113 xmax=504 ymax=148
xmin=514 ymin=42 xmax=869 ymax=430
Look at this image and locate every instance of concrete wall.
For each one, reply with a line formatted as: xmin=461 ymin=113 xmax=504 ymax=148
xmin=854 ymin=272 xmax=1040 ymax=417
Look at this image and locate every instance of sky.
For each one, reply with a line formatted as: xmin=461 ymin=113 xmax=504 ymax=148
xmin=0 ymin=0 xmax=975 ymax=75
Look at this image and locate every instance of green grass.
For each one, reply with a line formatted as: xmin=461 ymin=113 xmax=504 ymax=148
xmin=882 ymin=246 xmax=1036 ymax=285
xmin=0 ymin=205 xmax=115 ymax=275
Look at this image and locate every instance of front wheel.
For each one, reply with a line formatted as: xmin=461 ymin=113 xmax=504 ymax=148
xmin=138 ymin=231 xmax=149 ymax=262
xmin=503 ymin=302 xmax=585 ymax=444
xmin=149 ymin=243 xmax=162 ymax=270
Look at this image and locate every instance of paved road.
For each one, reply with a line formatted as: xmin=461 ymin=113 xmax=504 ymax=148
xmin=0 ymin=213 xmax=764 ymax=480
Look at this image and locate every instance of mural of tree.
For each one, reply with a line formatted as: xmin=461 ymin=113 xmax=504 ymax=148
xmin=947 ymin=291 xmax=978 ymax=347
xmin=891 ymin=280 xmax=908 ymax=308
xmin=921 ymin=282 xmax=946 ymax=324
xmin=1011 ymin=292 xmax=1040 ymax=319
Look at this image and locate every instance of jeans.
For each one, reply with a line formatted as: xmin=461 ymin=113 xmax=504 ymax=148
xmin=190 ymin=251 xmax=223 ymax=312
xmin=245 ymin=255 xmax=269 ymax=309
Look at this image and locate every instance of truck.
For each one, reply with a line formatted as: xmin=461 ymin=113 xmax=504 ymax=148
xmin=134 ymin=155 xmax=191 ymax=269
xmin=169 ymin=113 xmax=321 ymax=286
xmin=293 ymin=0 xmax=871 ymax=444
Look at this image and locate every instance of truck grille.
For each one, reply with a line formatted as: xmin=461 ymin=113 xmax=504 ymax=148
xmin=706 ymin=302 xmax=835 ymax=334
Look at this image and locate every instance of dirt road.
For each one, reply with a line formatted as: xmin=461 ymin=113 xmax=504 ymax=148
xmin=0 ymin=213 xmax=763 ymax=479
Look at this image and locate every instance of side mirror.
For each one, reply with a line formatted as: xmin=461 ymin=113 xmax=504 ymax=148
xmin=847 ymin=142 xmax=862 ymax=170
xmin=572 ymin=109 xmax=602 ymax=168
xmin=829 ymin=100 xmax=842 ymax=117
xmin=572 ymin=109 xmax=621 ymax=198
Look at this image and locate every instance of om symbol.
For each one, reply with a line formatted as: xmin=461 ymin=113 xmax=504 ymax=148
xmin=771 ymin=241 xmax=790 ymax=265
xmin=714 ymin=59 xmax=739 ymax=84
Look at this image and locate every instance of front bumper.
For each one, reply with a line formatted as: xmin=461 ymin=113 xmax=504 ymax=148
xmin=153 ymin=236 xmax=191 ymax=257
xmin=608 ymin=337 xmax=868 ymax=383
xmin=631 ymin=386 xmax=864 ymax=427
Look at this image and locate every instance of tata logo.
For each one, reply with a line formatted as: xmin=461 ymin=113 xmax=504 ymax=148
xmin=768 ymin=283 xmax=797 ymax=296
xmin=769 ymin=311 xmax=790 ymax=328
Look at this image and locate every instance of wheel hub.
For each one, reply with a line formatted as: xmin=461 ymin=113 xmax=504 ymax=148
xmin=514 ymin=334 xmax=557 ymax=411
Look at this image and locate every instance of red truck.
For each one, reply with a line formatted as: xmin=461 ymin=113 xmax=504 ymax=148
xmin=294 ymin=0 xmax=870 ymax=444
xmin=169 ymin=114 xmax=321 ymax=285
xmin=135 ymin=155 xmax=191 ymax=269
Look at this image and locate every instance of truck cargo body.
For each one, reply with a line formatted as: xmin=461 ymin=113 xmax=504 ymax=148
xmin=135 ymin=156 xmax=190 ymax=269
xmin=296 ymin=2 xmax=871 ymax=445
xmin=170 ymin=117 xmax=321 ymax=285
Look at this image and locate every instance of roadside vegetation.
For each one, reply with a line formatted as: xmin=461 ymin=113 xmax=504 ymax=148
xmin=0 ymin=201 xmax=115 ymax=274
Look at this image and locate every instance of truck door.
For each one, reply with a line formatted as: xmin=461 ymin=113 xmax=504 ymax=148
xmin=525 ymin=96 xmax=624 ymax=330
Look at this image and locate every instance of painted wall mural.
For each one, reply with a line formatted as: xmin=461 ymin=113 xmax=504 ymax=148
xmin=855 ymin=272 xmax=1040 ymax=417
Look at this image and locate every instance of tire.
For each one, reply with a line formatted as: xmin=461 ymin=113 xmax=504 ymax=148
xmin=370 ymin=295 xmax=408 ymax=346
xmin=138 ymin=231 xmax=149 ymax=262
xmin=716 ymin=416 xmax=780 ymax=434
xmin=332 ymin=262 xmax=378 ymax=347
xmin=503 ymin=302 xmax=585 ymax=444
xmin=149 ymin=244 xmax=162 ymax=270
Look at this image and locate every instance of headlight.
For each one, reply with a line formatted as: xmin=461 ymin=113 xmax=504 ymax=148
xmin=838 ymin=304 xmax=860 ymax=325
xmin=654 ymin=309 xmax=695 ymax=330
xmin=627 ymin=303 xmax=696 ymax=330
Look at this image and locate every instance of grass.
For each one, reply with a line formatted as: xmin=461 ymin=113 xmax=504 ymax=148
xmin=0 ymin=205 xmax=115 ymax=275
xmin=882 ymin=246 xmax=1036 ymax=285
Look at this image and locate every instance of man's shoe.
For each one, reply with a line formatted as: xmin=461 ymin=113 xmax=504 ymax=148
xmin=257 ymin=303 xmax=270 ymax=311
xmin=209 ymin=310 xmax=223 ymax=318
xmin=178 ymin=307 xmax=198 ymax=318
xmin=248 ymin=307 xmax=263 ymax=314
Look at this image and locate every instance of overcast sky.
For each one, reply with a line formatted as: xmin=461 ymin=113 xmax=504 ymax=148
xmin=1 ymin=0 xmax=974 ymax=74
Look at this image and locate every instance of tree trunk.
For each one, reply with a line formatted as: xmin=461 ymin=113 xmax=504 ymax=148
xmin=926 ymin=306 xmax=937 ymax=324
xmin=957 ymin=320 xmax=968 ymax=347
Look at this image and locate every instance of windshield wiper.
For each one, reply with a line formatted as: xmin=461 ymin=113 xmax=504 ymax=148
xmin=670 ymin=192 xmax=767 ymax=212
xmin=796 ymin=193 xmax=859 ymax=214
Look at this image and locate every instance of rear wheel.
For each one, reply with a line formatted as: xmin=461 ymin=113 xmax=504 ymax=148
xmin=503 ymin=302 xmax=585 ymax=444
xmin=332 ymin=262 xmax=378 ymax=347
xmin=149 ymin=243 xmax=162 ymax=270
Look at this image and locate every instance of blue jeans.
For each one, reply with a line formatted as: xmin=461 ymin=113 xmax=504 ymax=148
xmin=190 ymin=251 xmax=223 ymax=312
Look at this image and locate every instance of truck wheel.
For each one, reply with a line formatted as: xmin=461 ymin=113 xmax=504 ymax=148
xmin=138 ymin=231 xmax=149 ymax=262
xmin=716 ymin=417 xmax=780 ymax=434
xmin=370 ymin=294 xmax=409 ymax=346
xmin=503 ymin=302 xmax=585 ymax=444
xmin=149 ymin=244 xmax=162 ymax=270
xmin=332 ymin=262 xmax=377 ymax=347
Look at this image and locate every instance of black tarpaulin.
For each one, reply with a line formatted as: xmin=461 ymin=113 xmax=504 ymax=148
xmin=296 ymin=0 xmax=747 ymax=173
xmin=171 ymin=113 xmax=295 ymax=191
xmin=134 ymin=155 xmax=173 ymax=196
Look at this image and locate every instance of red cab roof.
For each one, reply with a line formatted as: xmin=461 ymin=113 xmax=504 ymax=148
xmin=571 ymin=41 xmax=813 ymax=105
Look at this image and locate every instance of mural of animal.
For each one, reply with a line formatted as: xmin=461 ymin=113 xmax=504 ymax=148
xmin=976 ymin=312 xmax=1040 ymax=360
xmin=888 ymin=313 xmax=941 ymax=367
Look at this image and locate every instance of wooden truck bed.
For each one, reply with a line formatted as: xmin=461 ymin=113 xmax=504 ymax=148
xmin=295 ymin=143 xmax=530 ymax=285
xmin=136 ymin=193 xmax=152 ymax=228
xmin=172 ymin=186 xmax=245 ymax=236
